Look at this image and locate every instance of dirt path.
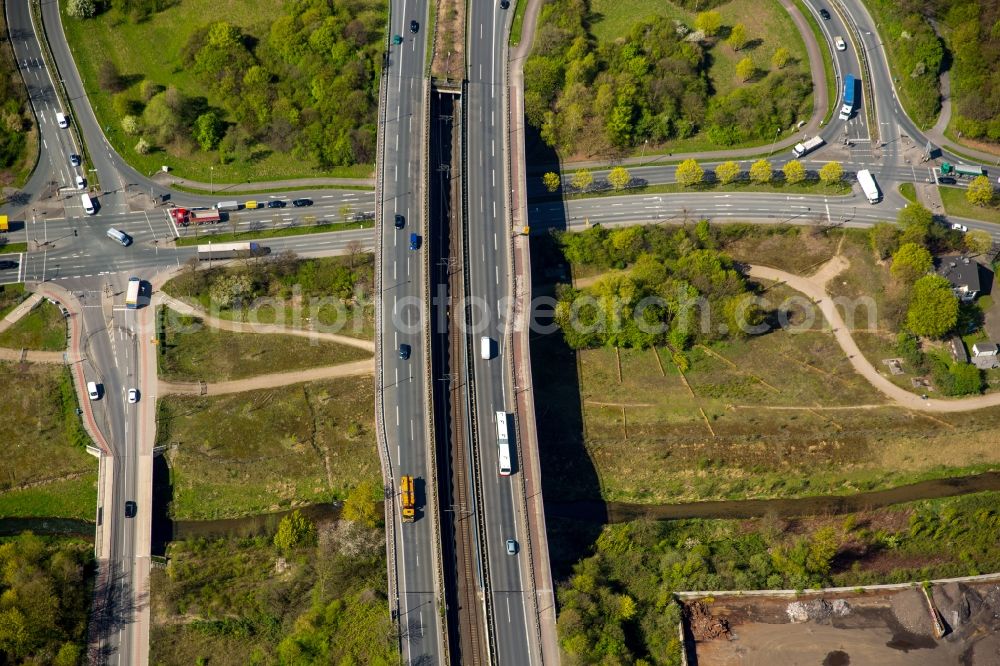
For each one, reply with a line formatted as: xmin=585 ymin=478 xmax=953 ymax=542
xmin=158 ymin=294 xmax=374 ymax=352
xmin=0 ymin=346 xmax=64 ymax=363
xmin=158 ymin=358 xmax=373 ymax=396
xmin=748 ymin=258 xmax=1000 ymax=412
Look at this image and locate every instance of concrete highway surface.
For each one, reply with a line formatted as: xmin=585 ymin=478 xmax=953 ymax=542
xmin=376 ymin=0 xmax=446 ymax=663
xmin=464 ymin=0 xmax=538 ymax=663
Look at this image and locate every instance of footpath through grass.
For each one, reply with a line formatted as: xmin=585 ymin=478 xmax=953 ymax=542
xmin=173 ymin=220 xmax=373 ymax=246
xmin=0 ymin=301 xmax=67 ymax=351
xmin=939 ymin=186 xmax=1000 ymax=224
xmin=157 ymin=307 xmax=369 ymax=383
xmin=0 ymin=363 xmax=96 ymax=520
xmin=156 ymin=376 xmax=378 ymax=520
xmin=151 ymin=521 xmax=395 ymax=665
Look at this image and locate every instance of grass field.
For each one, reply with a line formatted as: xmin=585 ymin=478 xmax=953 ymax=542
xmin=899 ymin=182 xmax=917 ymax=202
xmin=586 ymin=0 xmax=811 ymax=155
xmin=0 ymin=283 xmax=25 ymax=319
xmin=563 ymin=176 xmax=852 ymax=200
xmin=173 ymin=220 xmax=373 ymax=246
xmin=61 ymin=0 xmax=372 ymax=183
xmin=156 ymin=376 xmax=378 ymax=520
xmin=939 ymin=185 xmax=1000 ymax=225
xmin=158 ymin=307 xmax=369 ymax=383
xmin=0 ymin=242 xmax=27 ymax=255
xmin=0 ymin=301 xmax=67 ymax=351
xmin=150 ymin=523 xmax=395 ymax=665
xmin=0 ymin=363 xmax=96 ymax=520
xmin=534 ymin=225 xmax=1000 ymax=504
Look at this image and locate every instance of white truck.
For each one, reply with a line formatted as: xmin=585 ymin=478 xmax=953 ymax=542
xmin=792 ymin=136 xmax=825 ymax=158
xmin=857 ymin=169 xmax=881 ymax=204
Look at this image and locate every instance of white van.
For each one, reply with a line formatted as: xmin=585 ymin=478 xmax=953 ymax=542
xmin=215 ymin=200 xmax=240 ymax=211
xmin=56 ymin=112 xmax=68 ymax=128
xmin=81 ymin=193 xmax=95 ymax=215
xmin=106 ymin=227 xmax=132 ymax=246
xmin=481 ymin=336 xmax=493 ymax=360
xmin=87 ymin=381 xmax=100 ymax=400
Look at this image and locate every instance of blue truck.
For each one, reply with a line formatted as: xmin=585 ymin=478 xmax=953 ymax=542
xmin=839 ymin=74 xmax=856 ymax=120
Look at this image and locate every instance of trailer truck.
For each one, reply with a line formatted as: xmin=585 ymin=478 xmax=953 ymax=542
xmin=792 ymin=136 xmax=825 ymax=158
xmin=839 ymin=74 xmax=856 ymax=120
xmin=857 ymin=169 xmax=881 ymax=204
xmin=940 ymin=162 xmax=985 ymax=178
xmin=170 ymin=207 xmax=221 ymax=227
xmin=196 ymin=242 xmax=268 ymax=261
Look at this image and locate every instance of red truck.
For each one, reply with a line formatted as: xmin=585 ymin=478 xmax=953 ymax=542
xmin=170 ymin=207 xmax=221 ymax=226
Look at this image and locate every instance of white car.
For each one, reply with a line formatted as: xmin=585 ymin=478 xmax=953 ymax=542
xmin=835 ymin=36 xmax=846 ymax=51
xmin=75 ymin=175 xmax=86 ymax=190
xmin=127 ymin=388 xmax=139 ymax=403
xmin=951 ymin=223 xmax=968 ymax=232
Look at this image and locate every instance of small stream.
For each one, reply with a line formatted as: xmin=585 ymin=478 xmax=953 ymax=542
xmin=5 ymin=471 xmax=999 ymax=541
xmin=547 ymin=471 xmax=1000 ymax=523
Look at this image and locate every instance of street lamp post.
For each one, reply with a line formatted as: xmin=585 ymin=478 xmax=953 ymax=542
xmin=768 ymin=127 xmax=781 ymax=156
xmin=210 ymin=167 xmax=214 ymax=195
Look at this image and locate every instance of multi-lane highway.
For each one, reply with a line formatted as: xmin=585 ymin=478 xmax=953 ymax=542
xmin=464 ymin=0 xmax=537 ymax=662
xmin=376 ymin=1 xmax=447 ymax=663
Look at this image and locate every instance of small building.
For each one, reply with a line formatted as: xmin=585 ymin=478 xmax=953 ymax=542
xmin=971 ymin=342 xmax=1000 ymax=369
xmin=949 ymin=336 xmax=969 ymax=364
xmin=937 ymin=256 xmax=986 ymax=302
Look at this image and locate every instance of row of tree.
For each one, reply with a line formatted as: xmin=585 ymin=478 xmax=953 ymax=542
xmin=524 ymin=2 xmax=811 ymax=157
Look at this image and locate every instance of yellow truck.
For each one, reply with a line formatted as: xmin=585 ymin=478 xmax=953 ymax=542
xmin=244 ymin=200 xmax=259 ymax=209
xmin=400 ymin=475 xmax=415 ymax=523
xmin=0 ymin=215 xmax=8 ymax=232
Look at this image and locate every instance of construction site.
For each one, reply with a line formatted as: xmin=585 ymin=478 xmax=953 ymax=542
xmin=684 ymin=581 xmax=1000 ymax=665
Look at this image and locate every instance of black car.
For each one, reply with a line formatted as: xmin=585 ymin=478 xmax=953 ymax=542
xmin=500 ymin=0 xmax=510 ymax=7
xmin=125 ymin=501 xmax=137 ymax=518
xmin=409 ymin=20 xmax=419 ymax=33
xmin=292 ymin=198 xmax=313 ymax=207
xmin=399 ymin=343 xmax=411 ymax=360
xmin=938 ymin=176 xmax=957 ymax=185
xmin=267 ymin=200 xmax=286 ymax=208
xmin=69 ymin=154 xmax=81 ymax=167
xmin=0 ymin=260 xmax=17 ymax=270
xmin=819 ymin=8 xmax=831 ymax=19
xmin=394 ymin=213 xmax=406 ymax=229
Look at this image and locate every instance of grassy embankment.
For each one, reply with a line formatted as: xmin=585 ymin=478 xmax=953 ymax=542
xmin=0 ymin=301 xmax=67 ymax=351
xmin=60 ymin=0 xmax=373 ymax=183
xmin=162 ymin=254 xmax=375 ymax=339
xmin=586 ymin=0 xmax=811 ymax=156
xmin=0 ymin=363 xmax=96 ymax=520
xmin=939 ymin=185 xmax=1000 ymax=225
xmin=156 ymin=376 xmax=377 ymax=520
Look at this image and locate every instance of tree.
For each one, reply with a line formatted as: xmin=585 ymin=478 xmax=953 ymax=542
xmin=98 ymin=60 xmax=124 ymax=93
xmin=273 ymin=510 xmax=317 ymax=553
xmin=736 ymin=57 xmax=755 ymax=82
xmin=819 ymin=161 xmax=843 ymax=186
xmin=67 ymin=0 xmax=96 ymax=19
xmin=906 ymin=274 xmax=959 ymax=338
xmin=728 ymin=23 xmax=748 ymax=51
xmin=542 ymin=172 xmax=561 ymax=193
xmin=695 ymin=11 xmax=722 ymax=37
xmin=675 ymin=159 xmax=704 ymax=187
xmin=782 ymin=160 xmax=806 ymax=185
xmin=890 ymin=242 xmax=933 ymax=283
xmin=898 ymin=203 xmax=933 ymax=247
xmin=121 ymin=115 xmax=140 ymax=136
xmin=748 ymin=159 xmax=772 ymax=184
xmin=966 ymin=175 xmax=995 ymax=206
xmin=194 ymin=112 xmax=224 ymax=151
xmin=346 ymin=239 xmax=363 ymax=269
xmin=209 ymin=271 xmax=252 ymax=309
xmin=608 ymin=166 xmax=631 ymax=191
xmin=715 ymin=161 xmax=740 ymax=185
xmin=134 ymin=137 xmax=150 ymax=155
xmin=948 ymin=363 xmax=984 ymax=395
xmin=771 ymin=47 xmax=790 ymax=69
xmin=571 ymin=169 xmax=593 ymax=192
xmin=965 ymin=229 xmax=993 ymax=255
xmin=868 ymin=221 xmax=900 ymax=260
xmin=343 ymin=480 xmax=383 ymax=527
